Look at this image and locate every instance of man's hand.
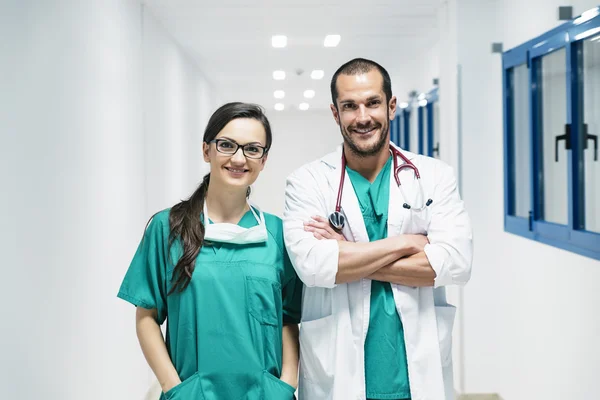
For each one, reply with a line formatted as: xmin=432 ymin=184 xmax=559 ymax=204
xmin=403 ymin=234 xmax=429 ymax=256
xmin=304 ymin=215 xmax=347 ymax=241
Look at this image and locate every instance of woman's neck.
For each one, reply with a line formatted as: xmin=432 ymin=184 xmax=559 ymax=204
xmin=205 ymin=182 xmax=249 ymax=224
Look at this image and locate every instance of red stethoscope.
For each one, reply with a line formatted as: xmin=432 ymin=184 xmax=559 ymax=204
xmin=328 ymin=146 xmax=433 ymax=232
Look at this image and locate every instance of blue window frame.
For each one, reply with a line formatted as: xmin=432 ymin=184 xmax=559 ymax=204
xmin=418 ymin=100 xmax=425 ymax=154
xmin=401 ymin=107 xmax=411 ymax=150
xmin=502 ymin=7 xmax=600 ymax=260
xmin=390 ymin=114 xmax=400 ymax=146
xmin=426 ymin=88 xmax=440 ymax=158
xmin=417 ymin=88 xmax=438 ymax=157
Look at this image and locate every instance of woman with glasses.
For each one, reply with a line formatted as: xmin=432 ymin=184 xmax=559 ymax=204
xmin=118 ymin=102 xmax=302 ymax=400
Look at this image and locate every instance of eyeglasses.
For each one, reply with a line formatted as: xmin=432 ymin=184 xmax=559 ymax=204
xmin=209 ymin=139 xmax=267 ymax=159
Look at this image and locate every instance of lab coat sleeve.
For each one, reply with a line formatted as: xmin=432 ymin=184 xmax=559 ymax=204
xmin=423 ymin=162 xmax=473 ymax=287
xmin=283 ymin=166 xmax=339 ymax=288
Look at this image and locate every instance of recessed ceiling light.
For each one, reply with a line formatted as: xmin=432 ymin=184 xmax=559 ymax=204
xmin=274 ymin=103 xmax=285 ymax=111
xmin=324 ymin=34 xmax=341 ymax=47
xmin=303 ymin=90 xmax=315 ymax=99
xmin=274 ymin=90 xmax=285 ymax=99
xmin=299 ymin=103 xmax=310 ymax=111
xmin=310 ymin=70 xmax=325 ymax=80
xmin=271 ymin=35 xmax=287 ymax=48
xmin=273 ymin=70 xmax=286 ymax=80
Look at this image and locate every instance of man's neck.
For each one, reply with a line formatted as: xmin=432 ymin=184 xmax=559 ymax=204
xmin=344 ymin=143 xmax=390 ymax=183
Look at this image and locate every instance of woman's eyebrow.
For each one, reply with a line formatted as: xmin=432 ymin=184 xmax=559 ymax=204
xmin=219 ymin=137 xmax=264 ymax=146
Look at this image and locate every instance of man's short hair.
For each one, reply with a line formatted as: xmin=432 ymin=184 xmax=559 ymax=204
xmin=330 ymin=58 xmax=393 ymax=106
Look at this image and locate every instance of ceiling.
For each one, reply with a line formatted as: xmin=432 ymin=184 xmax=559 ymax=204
xmin=143 ymin=0 xmax=441 ymax=110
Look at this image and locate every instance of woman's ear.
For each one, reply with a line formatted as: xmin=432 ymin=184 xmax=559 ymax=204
xmin=202 ymin=142 xmax=211 ymax=163
xmin=259 ymin=154 xmax=268 ymax=169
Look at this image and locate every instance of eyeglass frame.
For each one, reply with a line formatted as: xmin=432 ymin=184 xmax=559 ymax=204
xmin=208 ymin=138 xmax=269 ymax=159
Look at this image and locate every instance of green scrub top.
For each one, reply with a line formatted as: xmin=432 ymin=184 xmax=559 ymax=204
xmin=346 ymin=156 xmax=411 ymax=400
xmin=117 ymin=207 xmax=302 ymax=400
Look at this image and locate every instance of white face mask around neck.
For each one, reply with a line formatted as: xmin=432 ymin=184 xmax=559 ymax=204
xmin=203 ymin=201 xmax=268 ymax=245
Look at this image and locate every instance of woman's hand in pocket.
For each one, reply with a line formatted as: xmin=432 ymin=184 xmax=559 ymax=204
xmin=279 ymin=373 xmax=298 ymax=390
xmin=162 ymin=377 xmax=182 ymax=394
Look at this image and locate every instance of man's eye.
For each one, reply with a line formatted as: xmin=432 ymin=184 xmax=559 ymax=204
xmin=343 ymin=104 xmax=355 ymax=110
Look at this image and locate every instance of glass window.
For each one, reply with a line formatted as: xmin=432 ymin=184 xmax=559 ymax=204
xmin=539 ymin=48 xmax=569 ymax=225
xmin=583 ymin=35 xmax=600 ymax=233
xmin=511 ymin=64 xmax=532 ymax=218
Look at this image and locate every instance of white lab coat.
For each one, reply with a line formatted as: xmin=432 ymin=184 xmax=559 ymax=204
xmin=283 ymin=142 xmax=473 ymax=400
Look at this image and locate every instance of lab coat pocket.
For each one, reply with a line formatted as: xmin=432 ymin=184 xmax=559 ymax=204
xmin=262 ymin=370 xmax=296 ymax=400
xmin=407 ymin=208 xmax=430 ymax=235
xmin=164 ymin=372 xmax=203 ymax=400
xmin=299 ymin=315 xmax=335 ymax=391
xmin=435 ymin=305 xmax=456 ymax=366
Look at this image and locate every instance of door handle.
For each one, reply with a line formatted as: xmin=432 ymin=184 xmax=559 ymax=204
xmin=582 ymin=123 xmax=598 ymax=161
xmin=555 ymin=124 xmax=571 ymax=162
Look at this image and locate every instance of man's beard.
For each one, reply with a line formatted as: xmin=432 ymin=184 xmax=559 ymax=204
xmin=340 ymin=115 xmax=389 ymax=158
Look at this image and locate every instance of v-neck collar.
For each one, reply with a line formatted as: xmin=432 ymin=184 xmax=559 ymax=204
xmin=203 ymin=207 xmax=260 ymax=254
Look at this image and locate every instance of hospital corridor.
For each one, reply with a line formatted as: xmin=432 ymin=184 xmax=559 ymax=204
xmin=2 ymin=0 xmax=600 ymax=399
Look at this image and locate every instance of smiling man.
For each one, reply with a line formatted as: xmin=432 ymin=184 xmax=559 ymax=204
xmin=283 ymin=58 xmax=473 ymax=400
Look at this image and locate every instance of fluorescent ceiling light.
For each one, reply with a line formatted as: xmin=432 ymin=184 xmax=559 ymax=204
xmin=574 ymin=7 xmax=599 ymax=25
xmin=274 ymin=90 xmax=285 ymax=99
xmin=311 ymin=70 xmax=325 ymax=79
xmin=271 ymin=35 xmax=287 ymax=48
xmin=324 ymin=34 xmax=341 ymax=47
xmin=303 ymin=89 xmax=315 ymax=99
xmin=299 ymin=103 xmax=310 ymax=111
xmin=574 ymin=26 xmax=600 ymax=41
xmin=274 ymin=103 xmax=285 ymax=111
xmin=273 ymin=70 xmax=286 ymax=80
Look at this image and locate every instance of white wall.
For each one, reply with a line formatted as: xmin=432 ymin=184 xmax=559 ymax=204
xmin=251 ymin=109 xmax=342 ymax=216
xmin=435 ymin=0 xmax=600 ymax=399
xmin=142 ymin=7 xmax=215 ymax=213
xmin=0 ymin=1 xmax=215 ymax=399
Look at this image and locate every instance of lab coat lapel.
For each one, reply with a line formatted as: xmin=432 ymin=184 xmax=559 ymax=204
xmin=321 ymin=145 xmax=368 ymax=243
xmin=388 ymin=143 xmax=422 ymax=236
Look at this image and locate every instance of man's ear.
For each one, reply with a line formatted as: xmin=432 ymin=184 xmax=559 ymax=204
xmin=330 ymin=104 xmax=340 ymax=126
xmin=389 ymin=95 xmax=397 ymax=120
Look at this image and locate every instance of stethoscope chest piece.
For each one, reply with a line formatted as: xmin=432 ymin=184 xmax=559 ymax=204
xmin=328 ymin=211 xmax=346 ymax=233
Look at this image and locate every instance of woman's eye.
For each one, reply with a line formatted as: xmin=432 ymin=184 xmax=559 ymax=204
xmin=219 ymin=141 xmax=235 ymax=148
xmin=246 ymin=146 xmax=260 ymax=153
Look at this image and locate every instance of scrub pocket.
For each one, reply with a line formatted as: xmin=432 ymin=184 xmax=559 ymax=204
xmin=262 ymin=370 xmax=296 ymax=400
xmin=163 ymin=372 xmax=204 ymax=400
xmin=246 ymin=276 xmax=282 ymax=370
